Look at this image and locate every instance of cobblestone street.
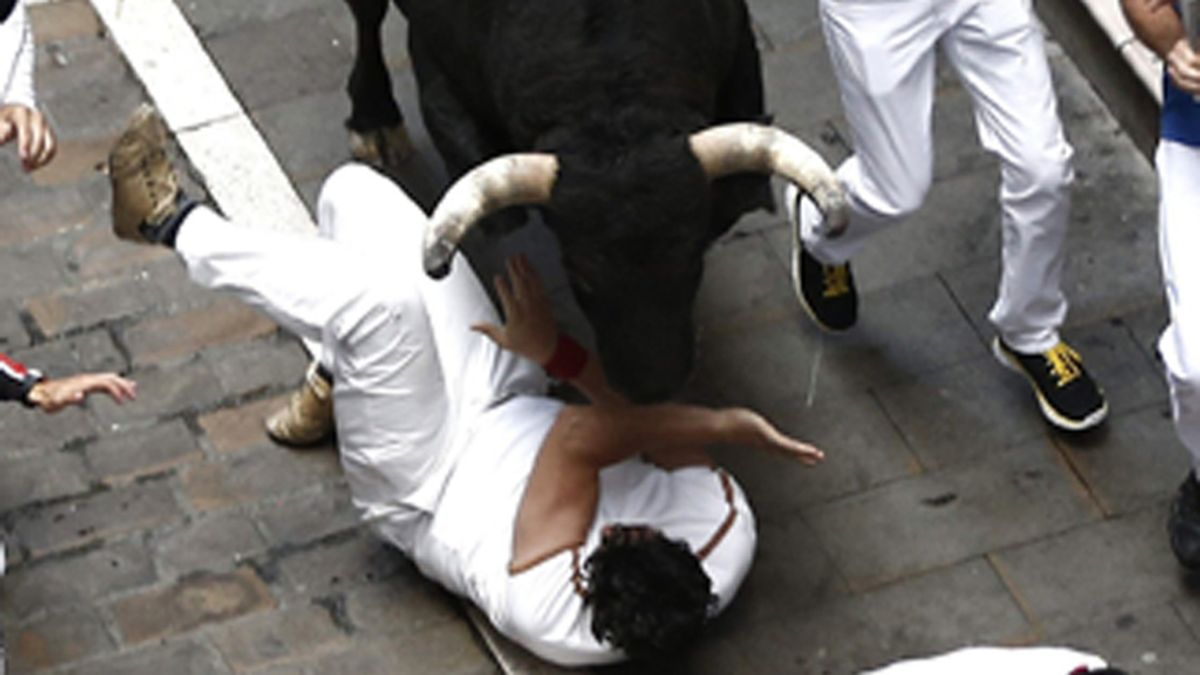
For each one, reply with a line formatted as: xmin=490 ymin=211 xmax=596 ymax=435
xmin=0 ymin=1 xmax=1192 ymax=673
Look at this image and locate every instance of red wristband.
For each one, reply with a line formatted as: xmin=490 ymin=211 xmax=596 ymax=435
xmin=543 ymin=334 xmax=588 ymax=380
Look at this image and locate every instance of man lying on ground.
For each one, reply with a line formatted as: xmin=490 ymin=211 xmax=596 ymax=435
xmin=105 ymin=105 xmax=825 ymax=666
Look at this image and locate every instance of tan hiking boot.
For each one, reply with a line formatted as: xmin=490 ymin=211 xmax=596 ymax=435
xmin=266 ymin=363 xmax=334 ymax=447
xmin=109 ymin=104 xmax=180 ymax=244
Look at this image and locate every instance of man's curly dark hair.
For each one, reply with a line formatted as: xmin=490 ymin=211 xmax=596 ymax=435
xmin=583 ymin=525 xmax=716 ymax=660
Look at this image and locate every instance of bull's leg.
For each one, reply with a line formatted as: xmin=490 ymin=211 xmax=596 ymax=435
xmin=344 ymin=0 xmax=414 ymax=169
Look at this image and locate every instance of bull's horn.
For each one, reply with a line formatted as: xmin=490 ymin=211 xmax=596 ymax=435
xmin=423 ymin=153 xmax=559 ymax=278
xmin=689 ymin=123 xmax=848 ymax=237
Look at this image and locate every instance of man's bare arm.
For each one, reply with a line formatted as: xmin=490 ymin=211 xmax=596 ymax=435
xmin=1123 ymin=0 xmax=1200 ymax=95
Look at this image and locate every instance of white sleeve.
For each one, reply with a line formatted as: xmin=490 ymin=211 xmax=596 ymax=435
xmin=0 ymin=1 xmax=35 ymax=108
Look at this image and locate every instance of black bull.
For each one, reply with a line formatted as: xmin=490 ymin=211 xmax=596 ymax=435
xmin=345 ymin=0 xmax=831 ymax=402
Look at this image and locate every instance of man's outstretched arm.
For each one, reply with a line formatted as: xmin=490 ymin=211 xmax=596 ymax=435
xmin=474 ymin=255 xmax=823 ymax=471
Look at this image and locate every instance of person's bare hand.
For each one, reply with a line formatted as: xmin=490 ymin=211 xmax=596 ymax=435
xmin=27 ymin=373 xmax=137 ymax=413
xmin=0 ymin=104 xmax=57 ymax=172
xmin=725 ymin=407 xmax=824 ymax=466
xmin=473 ymin=255 xmax=559 ymax=364
xmin=1167 ymin=38 xmax=1200 ymax=96
xmin=1143 ymin=0 xmax=1174 ymax=10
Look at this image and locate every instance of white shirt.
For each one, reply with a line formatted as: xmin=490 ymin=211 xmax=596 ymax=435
xmin=864 ymin=646 xmax=1108 ymax=674
xmin=0 ymin=0 xmax=34 ymax=108
xmin=404 ymin=395 xmax=757 ymax=666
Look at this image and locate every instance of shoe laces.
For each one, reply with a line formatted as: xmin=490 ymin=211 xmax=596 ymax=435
xmin=1044 ymin=343 xmax=1083 ymax=388
xmin=822 ymin=264 xmax=851 ymax=298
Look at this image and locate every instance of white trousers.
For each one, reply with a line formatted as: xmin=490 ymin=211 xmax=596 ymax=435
xmin=803 ymin=0 xmax=1074 ymax=352
xmin=176 ymin=164 xmax=546 ymax=517
xmin=1156 ymin=141 xmax=1200 ymax=475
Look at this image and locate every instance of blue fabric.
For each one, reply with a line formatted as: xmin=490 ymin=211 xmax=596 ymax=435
xmin=1162 ymin=3 xmax=1200 ymax=147
xmin=1163 ymin=72 xmax=1200 ymax=147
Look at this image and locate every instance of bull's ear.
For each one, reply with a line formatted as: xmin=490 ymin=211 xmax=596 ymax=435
xmin=689 ymin=123 xmax=848 ymax=237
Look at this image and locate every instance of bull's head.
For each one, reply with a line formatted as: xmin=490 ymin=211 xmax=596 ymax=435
xmin=423 ymin=123 xmax=847 ymax=402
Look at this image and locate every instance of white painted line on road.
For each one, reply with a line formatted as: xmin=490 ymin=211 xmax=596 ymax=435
xmin=87 ymin=0 xmax=315 ymax=234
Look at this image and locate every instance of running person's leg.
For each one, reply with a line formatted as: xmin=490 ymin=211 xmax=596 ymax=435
xmin=941 ymin=0 xmax=1106 ymax=430
xmin=795 ymin=0 xmax=940 ymax=330
xmin=1157 ymin=140 xmax=1200 ymax=567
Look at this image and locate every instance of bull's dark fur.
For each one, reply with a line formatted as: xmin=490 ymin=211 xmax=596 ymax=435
xmin=348 ymin=0 xmax=773 ymax=401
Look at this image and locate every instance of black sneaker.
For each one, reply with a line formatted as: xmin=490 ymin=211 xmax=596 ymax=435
xmin=787 ymin=192 xmax=857 ymax=332
xmin=1170 ymin=473 xmax=1200 ymax=569
xmin=992 ymin=337 xmax=1108 ymax=431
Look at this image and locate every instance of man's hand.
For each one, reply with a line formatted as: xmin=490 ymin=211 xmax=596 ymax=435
xmin=0 ymin=104 xmax=57 ymax=172
xmin=473 ymin=255 xmax=559 ymax=365
xmin=1168 ymin=38 xmax=1200 ymax=95
xmin=27 ymin=373 xmax=137 ymax=413
xmin=724 ymin=407 xmax=824 ymax=465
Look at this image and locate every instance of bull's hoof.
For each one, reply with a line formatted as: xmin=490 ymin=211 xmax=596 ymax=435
xmin=349 ymin=123 xmax=415 ymax=172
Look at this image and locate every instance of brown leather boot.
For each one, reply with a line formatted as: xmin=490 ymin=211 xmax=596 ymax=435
xmin=266 ymin=363 xmax=334 ymax=447
xmin=108 ymin=104 xmax=180 ymax=244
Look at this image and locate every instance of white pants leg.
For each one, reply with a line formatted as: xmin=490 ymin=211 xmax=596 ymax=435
xmin=808 ymin=0 xmax=1071 ymax=353
xmin=941 ymin=0 xmax=1073 ymax=352
xmin=175 ymin=164 xmax=546 ymax=519
xmin=1156 ymin=141 xmax=1200 ymax=475
xmin=804 ymin=0 xmax=940 ymax=265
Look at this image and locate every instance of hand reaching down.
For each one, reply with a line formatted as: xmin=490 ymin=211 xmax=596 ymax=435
xmin=27 ymin=373 xmax=137 ymax=413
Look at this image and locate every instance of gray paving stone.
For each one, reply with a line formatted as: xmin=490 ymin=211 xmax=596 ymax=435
xmin=762 ymin=30 xmax=845 ymax=132
xmin=146 ymin=256 xmax=228 ymax=313
xmin=254 ymin=483 xmax=360 ymax=548
xmin=1058 ymin=405 xmax=1190 ymax=517
xmin=4 ymin=539 xmax=156 ymax=620
xmin=724 ymin=595 xmax=887 ymax=674
xmin=10 ymin=478 xmax=184 ymax=561
xmin=1124 ymin=302 xmax=1171 ymax=365
xmin=1050 ymin=603 xmax=1200 ymax=674
xmin=845 ymin=558 xmax=1033 ymax=659
xmin=8 ymin=606 xmax=115 ymax=673
xmin=0 ymin=299 xmax=29 ymax=349
xmin=209 ymin=603 xmax=349 ymax=672
xmin=66 ymin=639 xmax=232 ymax=675
xmin=90 ymin=360 xmax=225 ymax=426
xmin=0 ymin=243 xmax=68 ymax=304
xmin=0 ymin=179 xmax=105 ymax=249
xmin=204 ymin=8 xmax=354 ymax=113
xmin=25 ymin=273 xmax=166 ymax=338
xmin=34 ymin=25 xmax=143 ymax=142
xmin=177 ymin=0 xmax=327 ymax=39
xmin=179 ymin=442 xmax=342 ymax=513
xmin=0 ymin=449 xmax=90 ymax=512
xmin=275 ymin=530 xmax=410 ymax=600
xmin=84 ymin=419 xmax=202 ymax=485
xmin=695 ymin=230 xmax=794 ymax=331
xmin=252 ymin=88 xmax=355 ymax=186
xmin=311 ymin=627 xmax=496 ymax=675
xmin=0 ymin=394 xmax=96 ymax=455
xmin=203 ymin=337 xmax=309 ymax=399
xmin=748 ymin=0 xmax=822 ymax=50
xmin=156 ymin=510 xmax=268 ymax=577
xmin=342 ymin=576 xmax=461 ymax=638
xmin=991 ymin=504 xmax=1183 ymax=635
xmin=711 ymin=388 xmax=918 ymax=513
xmin=714 ymin=512 xmax=847 ymax=627
xmin=806 ymin=438 xmax=1100 ymax=589
xmin=696 ymin=273 xmax=987 ymax=418
xmin=875 ymin=355 xmax=1050 ymax=469
xmin=13 ymin=328 xmax=127 ymax=379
